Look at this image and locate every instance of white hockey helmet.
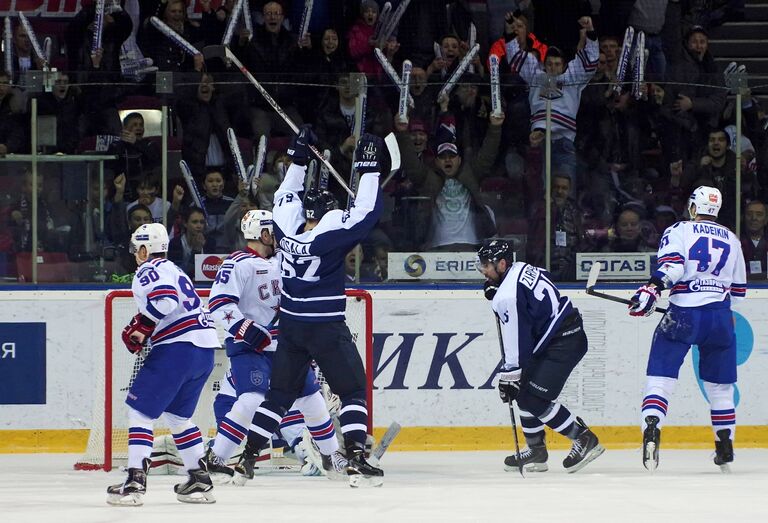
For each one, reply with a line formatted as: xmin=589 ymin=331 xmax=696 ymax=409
xmin=130 ymin=223 xmax=169 ymax=254
xmin=241 ymin=209 xmax=273 ymax=240
xmin=688 ymin=185 xmax=722 ymax=219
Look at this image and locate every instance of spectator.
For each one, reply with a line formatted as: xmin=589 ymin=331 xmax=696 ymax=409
xmin=124 ymin=174 xmax=183 ymax=225
xmin=11 ymin=22 xmax=45 ymax=78
xmin=602 ymin=208 xmax=657 ymax=253
xmin=201 ymin=170 xmax=237 ymax=252
xmin=140 ymin=0 xmax=205 ymax=72
xmin=65 ymin=1 xmax=133 ymax=72
xmin=684 ymin=129 xmax=738 ymax=229
xmin=599 ymin=35 xmax=620 ymax=77
xmin=741 ymin=200 xmax=768 ymax=280
xmin=168 ymin=206 xmax=215 ymax=278
xmin=256 ymin=152 xmax=289 ymax=212
xmin=507 ymin=16 xmax=599 ymax=182
xmin=653 ymin=205 xmax=679 ymax=238
xmin=447 ymin=73 xmax=491 ymax=154
xmin=0 ymin=71 xmax=27 ymax=156
xmin=347 ymin=0 xmax=399 ymax=78
xmin=108 ymin=202 xmax=153 ymax=278
xmin=297 ymin=28 xmax=351 ymax=123
xmin=7 ymin=171 xmax=58 ymax=252
xmin=176 ymin=73 xmax=232 ymax=180
xmin=106 ymin=113 xmax=161 ymax=201
xmin=396 ymin=1 xmax=448 ymax=68
xmin=416 ymin=113 xmax=505 ymax=251
xmin=35 ymin=73 xmax=82 ymax=154
xmin=667 ymin=26 xmax=727 ymax=153
xmin=238 ymin=1 xmax=304 ymax=138
xmin=527 ymin=173 xmax=584 ymax=281
xmin=344 ymin=245 xmax=381 ymax=283
xmin=627 ymin=0 xmax=669 ymax=81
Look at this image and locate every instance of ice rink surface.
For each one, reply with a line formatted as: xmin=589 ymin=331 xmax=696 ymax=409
xmin=1 ymin=450 xmax=766 ymax=523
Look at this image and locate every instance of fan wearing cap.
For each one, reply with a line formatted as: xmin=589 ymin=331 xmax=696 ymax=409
xmin=400 ymin=108 xmax=504 ymax=251
xmin=628 ymin=185 xmax=747 ymax=473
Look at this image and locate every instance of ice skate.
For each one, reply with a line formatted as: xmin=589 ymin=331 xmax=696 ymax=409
xmin=714 ymin=429 xmax=734 ymax=474
xmin=174 ymin=459 xmax=215 ymax=504
xmin=232 ymin=445 xmax=259 ymax=486
xmin=563 ymin=418 xmax=605 ymax=473
xmin=322 ymin=450 xmax=350 ymax=481
xmin=106 ymin=458 xmax=149 ymax=506
xmin=504 ymin=443 xmax=549 ymax=472
xmin=642 ymin=415 xmax=661 ymax=472
xmin=346 ymin=443 xmax=384 ymax=488
xmin=203 ymin=447 xmax=234 ymax=484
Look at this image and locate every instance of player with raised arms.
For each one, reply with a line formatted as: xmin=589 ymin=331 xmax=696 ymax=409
xmin=107 ymin=223 xmax=218 ymax=506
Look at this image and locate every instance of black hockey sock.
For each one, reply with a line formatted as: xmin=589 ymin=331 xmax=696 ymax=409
xmin=246 ymin=401 xmax=286 ymax=452
xmin=520 ymin=411 xmax=546 ymax=447
xmin=339 ymin=398 xmax=368 ymax=446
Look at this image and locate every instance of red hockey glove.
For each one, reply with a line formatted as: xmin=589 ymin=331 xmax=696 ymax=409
xmin=122 ymin=314 xmax=156 ymax=354
xmin=629 ymin=284 xmax=660 ymax=317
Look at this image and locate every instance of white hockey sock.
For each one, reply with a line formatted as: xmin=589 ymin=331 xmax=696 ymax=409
xmin=164 ymin=413 xmax=205 ymax=471
xmin=641 ymin=376 xmax=677 ymax=431
xmin=127 ymin=407 xmax=155 ymax=469
xmin=279 ymin=408 xmax=305 ymax=448
xmin=295 ymin=392 xmax=339 ymax=455
xmin=704 ymin=381 xmax=736 ymax=440
xmin=213 ymin=392 xmax=264 ymax=461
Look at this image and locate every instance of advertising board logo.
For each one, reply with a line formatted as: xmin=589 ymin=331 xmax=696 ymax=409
xmin=404 ymin=255 xmax=427 ymax=277
xmin=201 ymin=256 xmax=224 ymax=280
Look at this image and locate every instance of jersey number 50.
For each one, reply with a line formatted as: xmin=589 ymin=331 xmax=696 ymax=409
xmin=281 ymin=252 xmax=321 ymax=282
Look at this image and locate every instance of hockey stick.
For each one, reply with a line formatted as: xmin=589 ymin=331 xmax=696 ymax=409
xmin=379 ymin=133 xmax=401 ymax=188
xmin=368 ymin=421 xmax=401 ymax=467
xmin=585 ymin=264 xmax=667 ymax=313
xmin=496 ymin=316 xmax=524 ymax=478
xmin=203 ymin=44 xmax=355 ymax=198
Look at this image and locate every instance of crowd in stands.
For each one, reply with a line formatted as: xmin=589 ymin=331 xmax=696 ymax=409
xmin=1 ymin=0 xmax=767 ymax=283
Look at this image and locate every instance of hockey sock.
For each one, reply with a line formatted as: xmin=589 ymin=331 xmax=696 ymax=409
xmin=704 ymin=381 xmax=736 ymax=440
xmin=279 ymin=409 xmax=305 ymax=444
xmin=165 ymin=413 xmax=205 ymax=471
xmin=519 ymin=409 xmax=546 ymax=447
xmin=247 ymin=400 xmax=286 ymax=451
xmin=539 ymin=402 xmax=578 ymax=439
xmin=127 ymin=407 xmax=154 ymax=469
xmin=641 ymin=376 xmax=677 ymax=431
xmin=213 ymin=391 xmax=264 ymax=461
xmin=339 ymin=398 xmax=368 ymax=446
xmin=295 ymin=391 xmax=339 ymax=455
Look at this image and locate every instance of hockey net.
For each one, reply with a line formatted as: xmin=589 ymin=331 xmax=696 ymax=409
xmin=75 ymin=288 xmax=373 ymax=472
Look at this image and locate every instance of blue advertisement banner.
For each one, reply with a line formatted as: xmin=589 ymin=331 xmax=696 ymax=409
xmin=0 ymin=323 xmax=46 ymax=405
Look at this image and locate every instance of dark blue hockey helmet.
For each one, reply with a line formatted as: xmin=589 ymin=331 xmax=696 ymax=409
xmin=477 ymin=238 xmax=516 ymax=266
xmin=303 ymin=189 xmax=339 ymax=221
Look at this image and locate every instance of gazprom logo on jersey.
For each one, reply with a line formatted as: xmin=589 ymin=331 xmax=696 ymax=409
xmin=0 ymin=323 xmax=46 ymax=404
xmin=388 ymin=252 xmax=484 ymax=280
xmin=576 ymin=253 xmax=655 ymax=280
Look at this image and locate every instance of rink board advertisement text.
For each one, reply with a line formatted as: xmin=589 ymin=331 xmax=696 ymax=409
xmin=0 ymin=289 xmax=766 ymax=452
xmin=387 ymin=252 xmax=485 ymax=280
xmin=0 ymin=323 xmax=46 ymax=405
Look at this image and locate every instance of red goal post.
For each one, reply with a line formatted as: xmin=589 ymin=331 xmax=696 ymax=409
xmin=75 ymin=288 xmax=373 ymax=471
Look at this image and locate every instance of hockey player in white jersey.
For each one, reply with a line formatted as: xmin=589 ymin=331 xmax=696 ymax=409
xmin=107 ymin=223 xmax=218 ymax=506
xmin=204 ymin=210 xmax=346 ymax=484
xmin=629 ymin=186 xmax=747 ymax=472
xmin=241 ymin=126 xmax=385 ymax=487
xmin=478 ymin=239 xmax=604 ymax=473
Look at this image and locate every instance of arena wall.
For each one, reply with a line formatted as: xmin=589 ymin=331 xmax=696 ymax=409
xmin=1 ymin=288 xmax=766 ymax=453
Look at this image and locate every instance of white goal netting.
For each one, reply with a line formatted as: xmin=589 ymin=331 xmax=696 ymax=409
xmin=75 ymin=289 xmax=373 ymax=471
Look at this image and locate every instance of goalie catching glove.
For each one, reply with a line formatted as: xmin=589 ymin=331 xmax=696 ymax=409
xmin=497 ymin=367 xmax=521 ymax=403
xmin=122 ymin=314 xmax=156 ymax=354
xmin=230 ymin=318 xmax=273 ymax=352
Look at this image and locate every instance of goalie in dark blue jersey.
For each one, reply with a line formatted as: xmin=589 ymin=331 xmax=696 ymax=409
xmin=478 ymin=239 xmax=605 ymax=474
xmin=237 ymin=126 xmax=385 ymax=487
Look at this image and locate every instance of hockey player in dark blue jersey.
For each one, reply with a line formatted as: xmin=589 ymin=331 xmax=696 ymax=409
xmin=478 ymin=239 xmax=604 ymax=473
xmin=240 ymin=125 xmax=385 ymax=487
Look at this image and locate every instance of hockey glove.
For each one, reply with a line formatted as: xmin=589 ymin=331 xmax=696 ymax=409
xmin=232 ymin=319 xmax=271 ymax=352
xmin=122 ymin=314 xmax=156 ymax=354
xmin=354 ymin=133 xmax=386 ymax=175
xmin=497 ymin=368 xmax=521 ymax=403
xmin=629 ymin=284 xmax=660 ymax=317
xmin=287 ymin=124 xmax=317 ymax=167
xmin=483 ymin=280 xmax=498 ymax=301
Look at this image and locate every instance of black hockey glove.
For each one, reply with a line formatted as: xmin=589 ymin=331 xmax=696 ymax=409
xmin=287 ymin=124 xmax=317 ymax=167
xmin=497 ymin=368 xmax=521 ymax=404
xmin=483 ymin=280 xmax=498 ymax=301
xmin=354 ymin=133 xmax=386 ymax=175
